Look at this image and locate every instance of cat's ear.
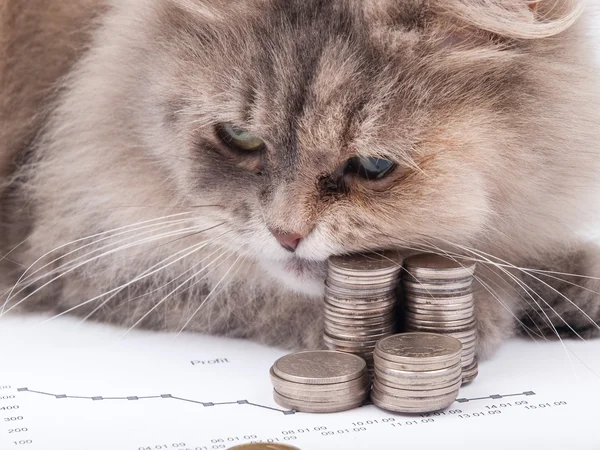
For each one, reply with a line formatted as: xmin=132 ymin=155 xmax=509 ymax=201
xmin=431 ymin=0 xmax=581 ymax=40
xmin=366 ymin=0 xmax=580 ymax=43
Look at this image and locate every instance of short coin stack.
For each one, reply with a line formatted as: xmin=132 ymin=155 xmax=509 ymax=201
xmin=371 ymin=333 xmax=463 ymax=413
xmin=270 ymin=350 xmax=370 ymax=413
xmin=323 ymin=253 xmax=403 ymax=371
xmin=402 ymin=254 xmax=478 ymax=384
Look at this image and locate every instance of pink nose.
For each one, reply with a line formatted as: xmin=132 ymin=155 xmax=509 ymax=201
xmin=270 ymin=230 xmax=303 ymax=253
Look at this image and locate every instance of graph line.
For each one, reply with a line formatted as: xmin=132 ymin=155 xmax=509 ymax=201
xmin=456 ymin=391 xmax=536 ymax=403
xmin=17 ymin=387 xmax=296 ymax=415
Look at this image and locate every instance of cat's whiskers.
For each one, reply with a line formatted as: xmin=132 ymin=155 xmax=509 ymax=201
xmin=5 ymin=217 xmax=201 ymax=301
xmin=372 ymin=245 xmax=545 ymax=340
xmin=1 ymin=225 xmax=209 ymax=315
xmin=35 ymin=230 xmax=233 ymax=326
xmin=447 ymin=242 xmax=600 ymax=334
xmin=446 ymin=243 xmax=585 ymax=344
xmin=402 ymin=241 xmax=548 ymax=340
xmin=2 ymin=224 xmax=228 ymax=317
xmin=0 ymin=212 xmax=200 ymax=314
xmin=78 ymin=242 xmax=231 ymax=326
xmin=367 ymin=227 xmax=564 ymax=340
xmin=123 ymin=243 xmax=241 ymax=337
xmin=415 ymin=238 xmax=551 ymax=339
xmin=175 ymin=249 xmax=248 ymax=338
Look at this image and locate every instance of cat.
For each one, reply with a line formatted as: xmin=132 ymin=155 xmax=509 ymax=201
xmin=1 ymin=0 xmax=600 ymax=358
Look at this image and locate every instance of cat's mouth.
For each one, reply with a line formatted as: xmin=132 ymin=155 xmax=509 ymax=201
xmin=283 ymin=257 xmax=328 ymax=279
xmin=259 ymin=255 xmax=328 ymax=297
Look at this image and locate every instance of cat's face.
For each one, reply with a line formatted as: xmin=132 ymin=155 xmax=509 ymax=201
xmin=137 ymin=0 xmax=537 ymax=296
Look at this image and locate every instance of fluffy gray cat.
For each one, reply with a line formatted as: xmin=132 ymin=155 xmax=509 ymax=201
xmin=1 ymin=0 xmax=600 ymax=357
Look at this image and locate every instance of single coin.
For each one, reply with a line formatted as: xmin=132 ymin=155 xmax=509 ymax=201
xmin=402 ymin=279 xmax=473 ymax=294
xmin=325 ymin=296 xmax=397 ymax=310
xmin=375 ymin=333 xmax=463 ymax=364
xmin=373 ymin=352 xmax=460 ymax=372
xmin=371 ymin=387 xmax=459 ymax=413
xmin=329 ymin=252 xmax=403 ymax=274
xmin=273 ymin=390 xmax=366 ymax=413
xmin=324 ymin=333 xmax=389 ymax=347
xmin=324 ymin=326 xmax=395 ymax=340
xmin=403 ymin=316 xmax=476 ymax=327
xmin=274 ymin=386 xmax=370 ymax=403
xmin=274 ymin=384 xmax=370 ymax=402
xmin=405 ymin=304 xmax=475 ymax=316
xmin=405 ymin=293 xmax=475 ymax=305
xmin=373 ymin=366 xmax=462 ymax=387
xmin=462 ymin=360 xmax=479 ymax=384
xmin=324 ymin=324 xmax=396 ymax=338
xmin=403 ymin=311 xmax=473 ymax=323
xmin=326 ymin=276 xmax=400 ymax=288
xmin=227 ymin=444 xmax=300 ymax=450
xmin=373 ymin=378 xmax=462 ymax=397
xmin=272 ymin=351 xmax=366 ymax=385
xmin=325 ymin=316 xmax=395 ymax=328
xmin=403 ymin=254 xmax=476 ymax=279
xmin=324 ymin=304 xmax=395 ymax=319
xmin=269 ymin=367 xmax=368 ymax=392
xmin=404 ymin=323 xmax=476 ymax=334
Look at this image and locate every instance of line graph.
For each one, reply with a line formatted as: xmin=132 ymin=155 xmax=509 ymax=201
xmin=17 ymin=387 xmax=296 ymax=415
xmin=456 ymin=391 xmax=536 ymax=403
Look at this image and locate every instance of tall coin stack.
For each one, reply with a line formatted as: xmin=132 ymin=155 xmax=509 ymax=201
xmin=371 ymin=333 xmax=463 ymax=413
xmin=402 ymin=254 xmax=478 ymax=384
xmin=270 ymin=351 xmax=370 ymax=413
xmin=324 ymin=253 xmax=403 ymax=372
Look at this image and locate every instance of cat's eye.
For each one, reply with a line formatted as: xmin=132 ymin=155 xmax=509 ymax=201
xmin=345 ymin=156 xmax=396 ymax=180
xmin=216 ymin=124 xmax=265 ymax=152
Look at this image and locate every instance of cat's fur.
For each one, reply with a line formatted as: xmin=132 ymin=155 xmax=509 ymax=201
xmin=1 ymin=0 xmax=600 ymax=356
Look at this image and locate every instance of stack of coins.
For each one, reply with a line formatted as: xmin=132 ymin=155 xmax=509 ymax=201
xmin=402 ymin=253 xmax=478 ymax=384
xmin=270 ymin=351 xmax=370 ymax=413
xmin=323 ymin=253 xmax=403 ymax=370
xmin=371 ymin=333 xmax=463 ymax=413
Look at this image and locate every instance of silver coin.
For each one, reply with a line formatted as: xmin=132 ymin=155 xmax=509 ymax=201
xmin=324 ymin=304 xmax=395 ymax=319
xmin=270 ymin=367 xmax=369 ymax=392
xmin=324 ymin=333 xmax=391 ymax=347
xmin=405 ymin=293 xmax=475 ymax=305
xmin=325 ymin=288 xmax=397 ymax=302
xmin=462 ymin=360 xmax=479 ymax=384
xmin=404 ymin=316 xmax=476 ymax=327
xmin=404 ymin=322 xmax=476 ymax=334
xmin=373 ymin=352 xmax=460 ymax=372
xmin=371 ymin=386 xmax=458 ymax=413
xmin=272 ymin=351 xmax=366 ymax=385
xmin=430 ymin=329 xmax=478 ymax=340
xmin=403 ymin=311 xmax=474 ymax=323
xmin=373 ymin=366 xmax=462 ymax=387
xmin=402 ymin=328 xmax=478 ymax=342
xmin=324 ymin=323 xmax=395 ymax=336
xmin=325 ymin=296 xmax=397 ymax=310
xmin=324 ymin=327 xmax=395 ymax=341
xmin=273 ymin=390 xmax=367 ymax=413
xmin=375 ymin=333 xmax=463 ymax=364
xmin=373 ymin=378 xmax=462 ymax=397
xmin=274 ymin=385 xmax=370 ymax=403
xmin=402 ymin=279 xmax=473 ymax=294
xmin=326 ymin=276 xmax=399 ymax=288
xmin=325 ymin=315 xmax=395 ymax=327
xmin=461 ymin=357 xmax=475 ymax=368
xmin=405 ymin=303 xmax=475 ymax=315
xmin=403 ymin=254 xmax=476 ymax=279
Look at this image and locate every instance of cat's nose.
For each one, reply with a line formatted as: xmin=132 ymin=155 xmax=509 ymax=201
xmin=270 ymin=230 xmax=303 ymax=253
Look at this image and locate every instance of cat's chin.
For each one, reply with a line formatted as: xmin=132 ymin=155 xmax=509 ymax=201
xmin=259 ymin=257 xmax=327 ymax=298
